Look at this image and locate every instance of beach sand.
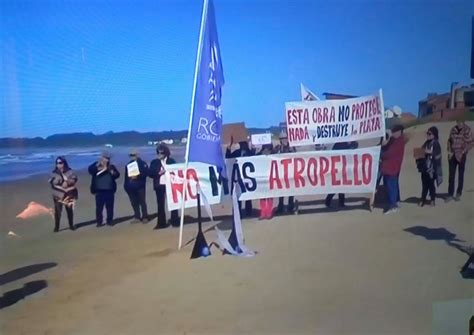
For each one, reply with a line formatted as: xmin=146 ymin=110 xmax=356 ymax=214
xmin=1 ymin=121 xmax=473 ymax=334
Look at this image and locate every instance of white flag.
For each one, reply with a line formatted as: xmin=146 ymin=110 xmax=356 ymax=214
xmin=300 ymin=83 xmax=320 ymax=101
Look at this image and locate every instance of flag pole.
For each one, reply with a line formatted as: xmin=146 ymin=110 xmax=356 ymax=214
xmin=178 ymin=0 xmax=209 ymax=250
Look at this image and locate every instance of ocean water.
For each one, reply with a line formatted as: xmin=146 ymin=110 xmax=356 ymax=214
xmin=0 ymin=146 xmax=186 ymax=182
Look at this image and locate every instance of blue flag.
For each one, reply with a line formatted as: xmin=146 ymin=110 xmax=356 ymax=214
xmin=188 ymin=0 xmax=226 ymax=175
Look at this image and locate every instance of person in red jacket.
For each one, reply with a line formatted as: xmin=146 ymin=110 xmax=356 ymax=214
xmin=381 ymin=125 xmax=405 ymax=214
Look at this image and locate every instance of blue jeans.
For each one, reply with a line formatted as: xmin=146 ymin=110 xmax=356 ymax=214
xmin=383 ymin=175 xmax=399 ymax=210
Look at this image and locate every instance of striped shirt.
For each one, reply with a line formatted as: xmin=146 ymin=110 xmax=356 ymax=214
xmin=448 ymin=124 xmax=473 ymax=162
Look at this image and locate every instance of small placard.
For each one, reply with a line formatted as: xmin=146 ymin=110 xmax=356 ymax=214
xmin=413 ymin=147 xmax=425 ymax=160
xmin=251 ymin=133 xmax=272 ymax=146
xmin=127 ymin=161 xmax=140 ymax=177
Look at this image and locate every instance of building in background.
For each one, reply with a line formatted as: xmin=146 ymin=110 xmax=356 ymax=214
xmin=418 ymin=83 xmax=474 ymax=120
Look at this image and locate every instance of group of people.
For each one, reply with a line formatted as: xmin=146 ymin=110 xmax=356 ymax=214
xmin=49 ymin=144 xmax=178 ymax=232
xmin=381 ymin=120 xmax=472 ymax=214
xmin=49 ymin=120 xmax=473 ymax=232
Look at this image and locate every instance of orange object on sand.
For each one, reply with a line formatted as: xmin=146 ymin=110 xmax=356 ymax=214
xmin=16 ymin=202 xmax=53 ymax=219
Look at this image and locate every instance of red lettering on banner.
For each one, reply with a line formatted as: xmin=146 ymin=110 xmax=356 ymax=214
xmin=319 ymin=157 xmax=329 ymax=186
xmin=281 ymin=158 xmax=292 ymax=189
xmin=288 ymin=126 xmax=309 ymax=142
xmin=287 ymin=108 xmax=309 ymax=125
xmin=362 ymin=153 xmax=372 ymax=184
xmin=331 ymin=156 xmax=341 ymax=186
xmin=307 ymin=158 xmax=318 ymax=186
xmin=171 ymin=169 xmax=198 ymax=203
xmin=353 ymin=155 xmax=362 ymax=185
xmin=359 ymin=117 xmax=381 ymax=134
xmin=269 ymin=160 xmax=282 ymax=190
xmin=293 ymin=158 xmax=306 ymax=188
xmin=341 ymin=156 xmax=352 ymax=185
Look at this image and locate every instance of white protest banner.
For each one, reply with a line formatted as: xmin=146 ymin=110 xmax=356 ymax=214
xmin=165 ymin=147 xmax=380 ymax=209
xmin=251 ymin=133 xmax=272 ymax=146
xmin=285 ymin=90 xmax=385 ymax=146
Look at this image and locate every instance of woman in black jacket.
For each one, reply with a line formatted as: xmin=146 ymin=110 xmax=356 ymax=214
xmin=88 ymin=151 xmax=120 ymax=226
xmin=417 ymin=126 xmax=442 ymax=206
xmin=148 ymin=144 xmax=179 ymax=229
xmin=124 ymin=149 xmax=149 ymax=223
xmin=49 ymin=156 xmax=78 ymax=232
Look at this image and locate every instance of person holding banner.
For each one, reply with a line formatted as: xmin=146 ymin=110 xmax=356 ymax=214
xmin=381 ymin=125 xmax=405 ymax=214
xmin=417 ymin=127 xmax=442 ymax=207
xmin=226 ymin=137 xmax=256 ymax=217
xmin=325 ymin=141 xmax=359 ymax=208
xmin=124 ymin=149 xmax=149 ymax=223
xmin=275 ymin=132 xmax=296 ymax=214
xmin=149 ymin=144 xmax=179 ymax=229
xmin=258 ymin=144 xmax=275 ymax=220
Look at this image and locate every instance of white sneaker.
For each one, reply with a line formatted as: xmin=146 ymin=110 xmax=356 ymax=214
xmin=396 ymin=201 xmax=401 ymax=208
xmin=384 ymin=207 xmax=399 ymax=215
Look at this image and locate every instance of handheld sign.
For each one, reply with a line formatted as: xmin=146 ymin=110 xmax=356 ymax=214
xmin=251 ymin=133 xmax=272 ymax=146
xmin=127 ymin=161 xmax=140 ymax=177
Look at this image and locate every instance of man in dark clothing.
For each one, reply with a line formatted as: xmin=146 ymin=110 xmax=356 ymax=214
xmin=88 ymin=151 xmax=120 ymax=226
xmin=275 ymin=132 xmax=296 ymax=214
xmin=380 ymin=125 xmax=405 ymax=214
xmin=149 ymin=144 xmax=179 ymax=229
xmin=325 ymin=141 xmax=359 ymax=208
xmin=124 ymin=149 xmax=149 ymax=223
xmin=225 ymin=137 xmax=256 ymax=217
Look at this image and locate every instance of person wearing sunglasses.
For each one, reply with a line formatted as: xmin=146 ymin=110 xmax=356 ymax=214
xmin=88 ymin=151 xmax=120 ymax=227
xmin=49 ymin=156 xmax=77 ymax=232
xmin=148 ymin=144 xmax=179 ymax=229
xmin=124 ymin=149 xmax=149 ymax=224
xmin=417 ymin=127 xmax=442 ymax=206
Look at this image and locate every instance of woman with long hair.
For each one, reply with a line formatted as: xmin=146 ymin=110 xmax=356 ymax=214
xmin=149 ymin=143 xmax=179 ymax=229
xmin=49 ymin=156 xmax=78 ymax=232
xmin=417 ymin=126 xmax=442 ymax=206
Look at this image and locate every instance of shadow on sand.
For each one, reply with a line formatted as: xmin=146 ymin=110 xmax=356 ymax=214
xmin=0 ymin=263 xmax=57 ymax=286
xmin=0 ymin=280 xmax=48 ymax=309
xmin=404 ymin=225 xmax=473 ymax=279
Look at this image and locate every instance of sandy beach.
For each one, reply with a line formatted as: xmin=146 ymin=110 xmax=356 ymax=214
xmin=1 ymin=121 xmax=473 ymax=334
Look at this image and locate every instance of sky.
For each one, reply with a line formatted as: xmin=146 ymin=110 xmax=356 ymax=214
xmin=1 ymin=0 xmax=473 ymax=138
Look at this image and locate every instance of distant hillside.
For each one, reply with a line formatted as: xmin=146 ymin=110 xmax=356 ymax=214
xmin=0 ymin=126 xmax=281 ymax=148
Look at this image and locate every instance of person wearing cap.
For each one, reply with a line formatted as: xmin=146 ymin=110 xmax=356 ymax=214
xmin=148 ymin=143 xmax=179 ymax=229
xmin=124 ymin=149 xmax=149 ymax=223
xmin=446 ymin=120 xmax=473 ymax=202
xmin=380 ymin=125 xmax=405 ymax=214
xmin=88 ymin=151 xmax=120 ymax=226
xmin=275 ymin=131 xmax=297 ymax=214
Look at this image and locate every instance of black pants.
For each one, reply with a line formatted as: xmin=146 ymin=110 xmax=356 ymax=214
xmin=95 ymin=191 xmax=115 ymax=225
xmin=127 ymin=187 xmax=148 ymax=220
xmin=421 ymin=172 xmax=436 ymax=202
xmin=277 ymin=197 xmax=295 ymax=211
xmin=155 ymin=185 xmax=178 ymax=227
xmin=53 ymin=198 xmax=74 ymax=231
xmin=448 ymin=155 xmax=466 ymax=197
xmin=325 ymin=193 xmax=345 ymax=206
xmin=238 ymin=200 xmax=253 ymax=217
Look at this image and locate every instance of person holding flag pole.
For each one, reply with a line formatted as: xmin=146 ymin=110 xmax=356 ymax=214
xmin=178 ymin=0 xmax=226 ymax=250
